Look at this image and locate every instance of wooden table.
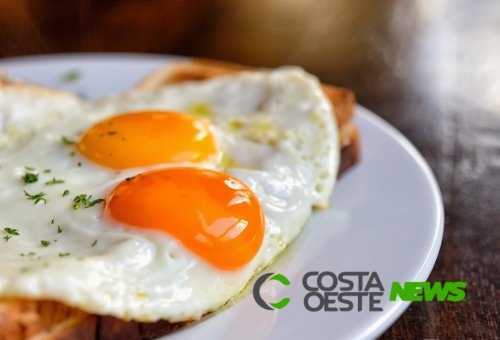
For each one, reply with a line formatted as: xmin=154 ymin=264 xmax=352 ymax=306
xmin=0 ymin=1 xmax=498 ymax=338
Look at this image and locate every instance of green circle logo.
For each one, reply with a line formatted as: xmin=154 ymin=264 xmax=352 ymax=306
xmin=253 ymin=273 xmax=291 ymax=310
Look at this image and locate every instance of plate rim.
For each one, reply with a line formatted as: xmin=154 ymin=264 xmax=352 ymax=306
xmin=352 ymin=106 xmax=444 ymax=339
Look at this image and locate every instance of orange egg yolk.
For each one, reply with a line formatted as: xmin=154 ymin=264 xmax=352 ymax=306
xmin=77 ymin=111 xmax=217 ymax=169
xmin=105 ymin=167 xmax=265 ymax=270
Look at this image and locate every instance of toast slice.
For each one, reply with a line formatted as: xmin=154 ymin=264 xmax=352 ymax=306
xmin=0 ymin=298 xmax=184 ymax=340
xmin=0 ymin=62 xmax=360 ymax=340
xmin=134 ymin=59 xmax=360 ymax=176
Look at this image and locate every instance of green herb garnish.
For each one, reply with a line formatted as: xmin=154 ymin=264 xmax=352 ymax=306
xmin=45 ymin=177 xmax=65 ymax=185
xmin=3 ymin=227 xmax=20 ymax=242
xmin=91 ymin=239 xmax=98 ymax=247
xmin=24 ymin=190 xmax=47 ymax=204
xmin=61 ymin=136 xmax=75 ymax=145
xmin=72 ymin=194 xmax=105 ymax=210
xmin=40 ymin=240 xmax=50 ymax=247
xmin=22 ymin=172 xmax=39 ymax=184
xmin=62 ymin=190 xmax=70 ymax=197
xmin=61 ymin=70 xmax=80 ymax=83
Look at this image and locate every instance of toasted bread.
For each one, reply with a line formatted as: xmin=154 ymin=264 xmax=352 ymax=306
xmin=0 ymin=298 xmax=184 ymax=340
xmin=0 ymin=61 xmax=360 ymax=339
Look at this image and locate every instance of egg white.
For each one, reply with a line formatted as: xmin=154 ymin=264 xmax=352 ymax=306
xmin=0 ymin=67 xmax=339 ymax=322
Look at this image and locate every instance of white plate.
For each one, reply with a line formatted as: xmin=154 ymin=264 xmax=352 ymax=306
xmin=0 ymin=53 xmax=444 ymax=340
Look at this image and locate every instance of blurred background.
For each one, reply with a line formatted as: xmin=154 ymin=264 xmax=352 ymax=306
xmin=1 ymin=0 xmax=499 ymax=139
xmin=0 ymin=0 xmax=498 ymax=338
xmin=1 ymin=0 xmax=499 ymax=111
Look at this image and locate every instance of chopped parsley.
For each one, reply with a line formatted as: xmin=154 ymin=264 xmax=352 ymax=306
xmin=24 ymin=190 xmax=47 ymax=204
xmin=91 ymin=239 xmax=98 ymax=247
xmin=50 ymin=218 xmax=55 ymax=225
xmin=24 ymin=166 xmax=35 ymax=171
xmin=43 ymin=169 xmax=52 ymax=173
xmin=62 ymin=190 xmax=70 ymax=197
xmin=72 ymin=194 xmax=105 ymax=210
xmin=22 ymin=172 xmax=39 ymax=184
xmin=57 ymin=225 xmax=63 ymax=233
xmin=3 ymin=227 xmax=19 ymax=242
xmin=61 ymin=70 xmax=80 ymax=83
xmin=59 ymin=252 xmax=70 ymax=257
xmin=45 ymin=177 xmax=65 ymax=185
xmin=19 ymin=252 xmax=33 ymax=257
xmin=61 ymin=136 xmax=75 ymax=145
xmin=40 ymin=240 xmax=50 ymax=247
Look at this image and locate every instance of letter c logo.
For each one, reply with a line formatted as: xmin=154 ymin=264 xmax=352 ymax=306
xmin=253 ymin=273 xmax=291 ymax=310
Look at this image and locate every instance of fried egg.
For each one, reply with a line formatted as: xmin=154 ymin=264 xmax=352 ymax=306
xmin=0 ymin=68 xmax=339 ymax=322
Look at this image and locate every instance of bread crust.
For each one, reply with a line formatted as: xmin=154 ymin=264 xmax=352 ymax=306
xmin=0 ymin=60 xmax=360 ymax=339
xmin=0 ymin=299 xmax=95 ymax=340
xmin=0 ymin=298 xmax=191 ymax=340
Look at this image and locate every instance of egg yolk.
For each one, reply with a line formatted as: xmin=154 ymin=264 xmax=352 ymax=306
xmin=77 ymin=111 xmax=217 ymax=169
xmin=105 ymin=168 xmax=265 ymax=270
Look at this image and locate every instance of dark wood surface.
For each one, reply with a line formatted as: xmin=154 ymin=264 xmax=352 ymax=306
xmin=0 ymin=1 xmax=498 ymax=338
